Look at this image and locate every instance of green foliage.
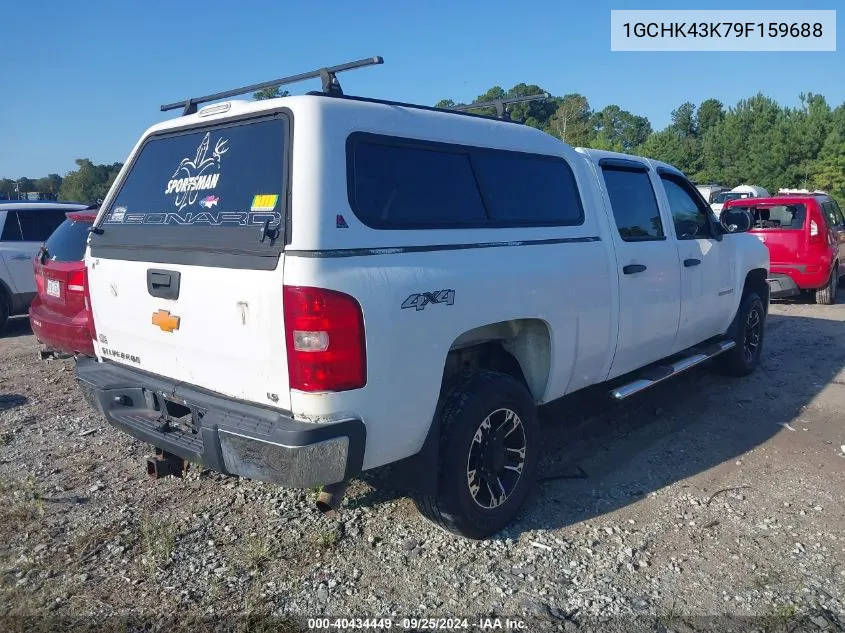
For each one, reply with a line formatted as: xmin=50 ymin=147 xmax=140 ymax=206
xmin=35 ymin=174 xmax=62 ymax=194
xmin=431 ymin=84 xmax=843 ymax=206
xmin=253 ymin=86 xmax=290 ymax=101
xmin=58 ymin=159 xmax=122 ymax=204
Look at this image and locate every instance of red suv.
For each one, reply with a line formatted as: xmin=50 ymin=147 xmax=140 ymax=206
xmin=723 ymin=193 xmax=845 ymax=304
xmin=28 ymin=209 xmax=97 ymax=357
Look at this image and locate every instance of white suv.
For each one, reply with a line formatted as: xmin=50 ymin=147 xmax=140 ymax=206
xmin=75 ymin=58 xmax=769 ymax=538
xmin=0 ymin=201 xmax=87 ymax=331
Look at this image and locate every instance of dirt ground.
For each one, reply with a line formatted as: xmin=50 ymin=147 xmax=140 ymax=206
xmin=1 ymin=297 xmax=843 ymax=632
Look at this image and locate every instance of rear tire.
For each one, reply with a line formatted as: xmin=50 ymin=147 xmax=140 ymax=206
xmin=413 ymin=371 xmax=539 ymax=539
xmin=712 ymin=291 xmax=766 ymax=377
xmin=815 ymin=270 xmax=837 ymax=305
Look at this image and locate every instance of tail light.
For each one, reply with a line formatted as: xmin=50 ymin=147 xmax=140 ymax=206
xmin=809 ymin=211 xmax=825 ymax=246
xmin=67 ymin=270 xmax=85 ymax=293
xmin=283 ymin=286 xmax=366 ymax=392
xmin=34 ymin=263 xmax=44 ymax=295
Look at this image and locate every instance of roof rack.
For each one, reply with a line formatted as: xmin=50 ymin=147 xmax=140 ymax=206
xmin=160 ymin=56 xmax=384 ymax=116
xmin=452 ymin=93 xmax=550 ymax=121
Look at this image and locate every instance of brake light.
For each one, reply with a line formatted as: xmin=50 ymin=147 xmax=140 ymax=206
xmin=283 ymin=286 xmax=366 ymax=392
xmin=68 ymin=270 xmax=85 ymax=293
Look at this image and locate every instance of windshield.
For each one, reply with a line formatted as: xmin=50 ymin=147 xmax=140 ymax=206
xmin=737 ymin=204 xmax=806 ymax=230
xmin=713 ymin=192 xmax=751 ymax=204
xmin=91 ymin=114 xmax=288 ymax=264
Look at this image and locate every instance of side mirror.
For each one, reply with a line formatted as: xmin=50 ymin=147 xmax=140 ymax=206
xmin=720 ymin=208 xmax=752 ymax=234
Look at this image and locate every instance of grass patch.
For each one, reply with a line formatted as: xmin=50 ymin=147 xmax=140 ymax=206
xmin=0 ymin=476 xmax=45 ymax=528
xmin=70 ymin=522 xmax=123 ymax=563
xmin=311 ymin=527 xmax=340 ymax=551
xmin=761 ymin=602 xmax=799 ymax=632
xmin=242 ymin=533 xmax=277 ymax=571
xmin=139 ymin=517 xmax=177 ymax=574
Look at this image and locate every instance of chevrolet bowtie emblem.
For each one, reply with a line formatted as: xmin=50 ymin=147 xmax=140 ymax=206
xmin=152 ymin=309 xmax=180 ymax=333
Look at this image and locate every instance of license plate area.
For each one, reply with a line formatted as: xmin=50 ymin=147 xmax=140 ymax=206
xmin=46 ymin=279 xmax=61 ymax=297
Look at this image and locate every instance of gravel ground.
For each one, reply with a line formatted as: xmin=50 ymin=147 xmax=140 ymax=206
xmin=1 ymin=298 xmax=844 ymax=632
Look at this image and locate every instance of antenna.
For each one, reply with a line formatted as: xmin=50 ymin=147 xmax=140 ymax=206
xmin=160 ymin=56 xmax=384 ymax=116
xmin=452 ymin=93 xmax=550 ymax=121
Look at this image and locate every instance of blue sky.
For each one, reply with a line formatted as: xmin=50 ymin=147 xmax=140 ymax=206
xmin=2 ymin=0 xmax=842 ymax=178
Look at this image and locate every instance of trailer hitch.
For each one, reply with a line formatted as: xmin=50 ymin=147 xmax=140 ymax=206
xmin=146 ymin=447 xmax=188 ymax=480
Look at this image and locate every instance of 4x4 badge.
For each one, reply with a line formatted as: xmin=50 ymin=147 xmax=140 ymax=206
xmin=152 ymin=309 xmax=181 ymax=333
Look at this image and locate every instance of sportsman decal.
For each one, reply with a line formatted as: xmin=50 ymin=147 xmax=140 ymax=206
xmin=164 ymin=132 xmax=229 ymax=211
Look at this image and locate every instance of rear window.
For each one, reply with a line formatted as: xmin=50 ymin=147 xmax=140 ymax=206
xmin=347 ymin=133 xmax=584 ymax=228
xmin=93 ymin=115 xmax=288 ymax=258
xmin=43 ymin=217 xmax=92 ymax=262
xmin=740 ymin=204 xmax=806 ymax=230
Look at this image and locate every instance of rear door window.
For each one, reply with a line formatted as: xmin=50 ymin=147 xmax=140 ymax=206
xmin=600 ymin=167 xmax=664 ymax=241
xmin=822 ymin=201 xmax=844 ymax=229
xmin=92 ymin=114 xmax=289 ymax=263
xmin=43 ymin=218 xmax=92 ymax=262
xmin=13 ymin=209 xmax=68 ymax=242
xmin=1 ymin=211 xmax=22 ymax=241
xmin=830 ymin=199 xmax=845 ymax=225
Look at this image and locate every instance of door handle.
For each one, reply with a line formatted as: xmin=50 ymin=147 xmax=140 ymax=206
xmin=147 ymin=268 xmax=180 ymax=300
xmin=623 ymin=264 xmax=647 ymax=275
xmin=149 ymin=272 xmax=172 ymax=287
xmin=684 ymin=258 xmax=701 ymax=267
xmin=11 ymin=254 xmax=30 ymax=261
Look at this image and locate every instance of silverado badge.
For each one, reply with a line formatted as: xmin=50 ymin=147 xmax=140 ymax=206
xmin=152 ymin=309 xmax=181 ymax=333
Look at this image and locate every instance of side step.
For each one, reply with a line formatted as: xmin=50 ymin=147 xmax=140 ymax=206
xmin=608 ymin=340 xmax=736 ymax=401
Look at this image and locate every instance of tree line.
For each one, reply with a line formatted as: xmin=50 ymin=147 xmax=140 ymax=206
xmin=4 ymin=86 xmax=843 ymax=204
xmin=1 ymin=159 xmax=122 ymax=205
xmin=436 ymin=85 xmax=843 ymax=202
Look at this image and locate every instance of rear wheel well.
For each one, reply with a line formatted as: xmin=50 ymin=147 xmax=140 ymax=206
xmin=389 ymin=319 xmax=550 ymax=497
xmin=441 ymin=319 xmax=551 ymax=402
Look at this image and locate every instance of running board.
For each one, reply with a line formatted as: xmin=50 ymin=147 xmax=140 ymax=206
xmin=608 ymin=340 xmax=736 ymax=401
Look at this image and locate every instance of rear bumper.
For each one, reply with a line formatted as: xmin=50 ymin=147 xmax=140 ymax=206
xmin=28 ymin=300 xmax=95 ymax=357
xmin=770 ymin=263 xmax=832 ymax=291
xmin=767 ymin=273 xmax=801 ymax=299
xmin=74 ymin=358 xmax=365 ymax=488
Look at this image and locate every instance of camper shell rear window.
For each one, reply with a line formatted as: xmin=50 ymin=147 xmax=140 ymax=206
xmin=91 ymin=114 xmax=289 ymax=264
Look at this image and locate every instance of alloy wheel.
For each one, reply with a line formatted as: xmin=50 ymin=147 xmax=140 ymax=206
xmin=466 ymin=408 xmax=527 ymax=509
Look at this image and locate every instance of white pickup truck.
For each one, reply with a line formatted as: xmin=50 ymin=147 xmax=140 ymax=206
xmin=75 ymin=58 xmax=769 ymax=539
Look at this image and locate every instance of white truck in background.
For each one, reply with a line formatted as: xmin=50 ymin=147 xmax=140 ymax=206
xmin=75 ymin=58 xmax=770 ymax=539
xmin=711 ymin=185 xmax=771 ymax=214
